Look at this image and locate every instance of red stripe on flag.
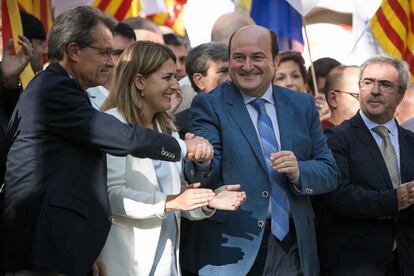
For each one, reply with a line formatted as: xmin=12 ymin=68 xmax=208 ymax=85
xmin=114 ymin=0 xmax=132 ymax=21
xmin=97 ymin=0 xmax=111 ymax=11
xmin=2 ymin=0 xmax=16 ymax=55
xmin=40 ymin=0 xmax=49 ymax=31
xmin=389 ymin=0 xmax=409 ymax=30
xmin=376 ymin=8 xmax=405 ymax=54
xmin=403 ymin=50 xmax=414 ymax=76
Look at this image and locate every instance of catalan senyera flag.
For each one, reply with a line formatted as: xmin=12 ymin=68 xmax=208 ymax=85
xmin=2 ymin=0 xmax=35 ymax=88
xmin=92 ymin=0 xmax=141 ymax=21
xmin=146 ymin=0 xmax=187 ymax=36
xmin=18 ymin=0 xmax=53 ymax=31
xmin=371 ymin=0 xmax=414 ymax=81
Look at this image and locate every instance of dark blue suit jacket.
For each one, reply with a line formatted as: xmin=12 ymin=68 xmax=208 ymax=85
xmin=321 ymin=113 xmax=414 ymax=276
xmin=181 ymin=82 xmax=338 ymax=276
xmin=0 ymin=63 xmax=181 ymax=275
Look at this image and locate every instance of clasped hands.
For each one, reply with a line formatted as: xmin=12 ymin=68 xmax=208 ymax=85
xmin=183 ymin=132 xmax=213 ymax=163
xmin=396 ymin=180 xmax=414 ymax=211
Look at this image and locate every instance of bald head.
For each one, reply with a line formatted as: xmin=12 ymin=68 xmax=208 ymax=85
xmin=211 ymin=12 xmax=255 ymax=45
xmin=228 ymin=25 xmax=278 ymax=97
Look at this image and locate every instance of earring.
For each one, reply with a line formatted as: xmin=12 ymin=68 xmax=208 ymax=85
xmin=140 ymin=91 xmax=144 ymax=97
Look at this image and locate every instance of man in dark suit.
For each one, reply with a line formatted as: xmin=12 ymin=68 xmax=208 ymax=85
xmin=321 ymin=56 xmax=414 ymax=276
xmin=180 ymin=25 xmax=338 ymax=276
xmin=0 ymin=6 xmax=211 ymax=276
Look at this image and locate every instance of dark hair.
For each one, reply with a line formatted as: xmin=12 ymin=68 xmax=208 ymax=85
xmin=47 ymin=6 xmax=116 ymax=63
xmin=185 ymin=42 xmax=228 ymax=92
xmin=114 ymin=22 xmax=136 ymax=41
xmin=163 ymin=33 xmax=188 ymax=49
xmin=20 ymin=12 xmax=46 ymax=41
xmin=228 ymin=27 xmax=279 ymax=61
xmin=306 ymin=57 xmax=341 ymax=93
xmin=278 ymin=51 xmax=306 ymax=81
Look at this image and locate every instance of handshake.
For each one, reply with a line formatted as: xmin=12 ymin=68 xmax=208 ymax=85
xmin=183 ymin=133 xmax=213 ymax=163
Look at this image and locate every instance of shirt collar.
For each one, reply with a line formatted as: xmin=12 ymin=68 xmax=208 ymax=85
xmin=240 ymin=85 xmax=274 ymax=106
xmin=359 ymin=110 xmax=398 ymax=137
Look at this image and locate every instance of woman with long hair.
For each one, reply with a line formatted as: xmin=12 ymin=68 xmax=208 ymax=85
xmin=99 ymin=41 xmax=245 ymax=275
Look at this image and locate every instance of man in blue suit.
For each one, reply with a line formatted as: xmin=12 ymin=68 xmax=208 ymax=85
xmin=180 ymin=25 xmax=338 ymax=276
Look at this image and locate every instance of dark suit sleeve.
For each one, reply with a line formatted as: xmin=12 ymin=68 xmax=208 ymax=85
xmin=45 ymin=78 xmax=181 ymax=161
xmin=323 ymin=127 xmax=398 ymax=220
xmin=184 ymin=94 xmax=219 ymax=185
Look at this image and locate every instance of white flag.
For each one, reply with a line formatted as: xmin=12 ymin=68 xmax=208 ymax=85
xmin=141 ymin=0 xmax=167 ymax=16
xmin=286 ymin=0 xmax=320 ymax=16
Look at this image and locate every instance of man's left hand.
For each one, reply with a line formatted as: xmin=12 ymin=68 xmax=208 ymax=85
xmin=91 ymin=258 xmax=107 ymax=276
xmin=270 ymin=151 xmax=298 ymax=181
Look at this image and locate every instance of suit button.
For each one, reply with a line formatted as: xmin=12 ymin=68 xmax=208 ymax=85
xmin=257 ymin=220 xmax=264 ymax=228
xmin=109 ymin=216 xmax=114 ymax=223
xmin=262 ymin=191 xmax=269 ymax=198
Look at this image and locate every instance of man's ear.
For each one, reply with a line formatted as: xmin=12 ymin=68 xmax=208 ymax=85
xmin=327 ymin=91 xmax=338 ymax=109
xmin=66 ymin=42 xmax=81 ymax=62
xmin=192 ymin=73 xmax=205 ymax=92
xmin=133 ymin=74 xmax=145 ymax=91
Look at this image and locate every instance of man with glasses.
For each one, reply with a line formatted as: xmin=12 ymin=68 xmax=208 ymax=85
xmin=0 ymin=6 xmax=212 ymax=276
xmin=321 ymin=65 xmax=360 ymax=129
xmin=87 ymin=22 xmax=136 ymax=110
xmin=320 ymin=56 xmax=414 ymax=275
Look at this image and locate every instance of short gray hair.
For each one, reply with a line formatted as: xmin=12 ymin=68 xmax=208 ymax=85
xmin=47 ymin=6 xmax=117 ymax=63
xmin=360 ymin=56 xmax=410 ymax=94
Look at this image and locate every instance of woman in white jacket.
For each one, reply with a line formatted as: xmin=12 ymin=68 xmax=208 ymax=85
xmin=99 ymin=41 xmax=245 ymax=276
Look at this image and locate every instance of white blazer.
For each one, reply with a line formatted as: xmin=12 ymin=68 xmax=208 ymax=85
xmin=100 ymin=108 xmax=213 ymax=276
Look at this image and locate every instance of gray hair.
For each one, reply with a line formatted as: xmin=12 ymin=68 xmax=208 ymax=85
xmin=47 ymin=6 xmax=117 ymax=63
xmin=185 ymin=42 xmax=228 ymax=92
xmin=360 ymin=56 xmax=410 ymax=94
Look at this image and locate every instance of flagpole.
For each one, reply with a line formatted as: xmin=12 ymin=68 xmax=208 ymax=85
xmin=302 ymin=16 xmax=318 ymax=96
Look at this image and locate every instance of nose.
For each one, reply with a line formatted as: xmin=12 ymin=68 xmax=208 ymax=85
xmin=105 ymin=54 xmax=114 ymax=68
xmin=242 ymin=58 xmax=253 ymax=71
xmin=171 ymin=78 xmax=180 ymax=90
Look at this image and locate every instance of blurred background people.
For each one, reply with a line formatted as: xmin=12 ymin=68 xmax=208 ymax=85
xmin=396 ymin=84 xmax=414 ymax=132
xmin=322 ymin=65 xmax=361 ymax=129
xmin=123 ymin=16 xmax=164 ymax=43
xmin=211 ymin=11 xmax=256 ymax=45
xmin=273 ymin=50 xmax=307 ymax=92
xmin=307 ymin=57 xmax=341 ymax=121
xmin=99 ymin=41 xmax=245 ymax=275
xmin=163 ymin=33 xmax=189 ymax=81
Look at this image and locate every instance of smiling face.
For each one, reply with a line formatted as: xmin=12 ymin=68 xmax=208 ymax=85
xmin=140 ymin=58 xmax=178 ymax=114
xmin=229 ymin=26 xmax=276 ymax=97
xmin=76 ymin=23 xmax=114 ymax=89
xmin=359 ymin=63 xmax=403 ymax=124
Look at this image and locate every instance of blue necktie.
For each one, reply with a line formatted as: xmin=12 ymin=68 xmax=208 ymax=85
xmin=250 ymin=98 xmax=289 ymax=240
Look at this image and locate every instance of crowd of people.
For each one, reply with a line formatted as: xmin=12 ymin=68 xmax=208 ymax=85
xmin=0 ymin=5 xmax=413 ymax=276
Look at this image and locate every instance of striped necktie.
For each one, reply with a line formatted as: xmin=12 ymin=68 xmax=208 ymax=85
xmin=250 ymin=98 xmax=289 ymax=240
xmin=372 ymin=126 xmax=400 ymax=188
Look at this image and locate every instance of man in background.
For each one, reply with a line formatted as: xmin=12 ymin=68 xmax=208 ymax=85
xmin=163 ymin=33 xmax=188 ymax=81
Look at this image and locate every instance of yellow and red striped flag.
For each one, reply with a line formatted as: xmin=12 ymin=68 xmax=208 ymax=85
xmin=2 ymin=0 xmax=35 ymax=88
xmin=371 ymin=0 xmax=414 ymax=80
xmin=146 ymin=0 xmax=187 ymax=36
xmin=18 ymin=0 xmax=53 ymax=31
xmin=93 ymin=0 xmax=141 ymax=21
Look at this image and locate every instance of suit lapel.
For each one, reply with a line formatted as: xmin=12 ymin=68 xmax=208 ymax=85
xmin=273 ymin=86 xmax=294 ymax=151
xmin=352 ymin=114 xmax=393 ymax=188
xmin=225 ymin=83 xmax=268 ymax=173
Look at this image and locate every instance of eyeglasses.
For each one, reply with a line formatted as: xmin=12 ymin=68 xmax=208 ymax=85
xmin=359 ymin=78 xmax=398 ymax=92
xmin=111 ymin=49 xmax=124 ymax=57
xmin=332 ymin=89 xmax=360 ymax=100
xmin=85 ymin=45 xmax=114 ymax=61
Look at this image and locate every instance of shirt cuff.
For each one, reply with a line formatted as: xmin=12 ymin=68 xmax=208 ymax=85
xmin=175 ymin=137 xmax=187 ymax=160
xmin=290 ymin=171 xmax=301 ymax=193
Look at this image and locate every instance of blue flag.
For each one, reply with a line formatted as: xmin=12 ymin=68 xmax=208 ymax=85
xmin=251 ymin=0 xmax=303 ymax=51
